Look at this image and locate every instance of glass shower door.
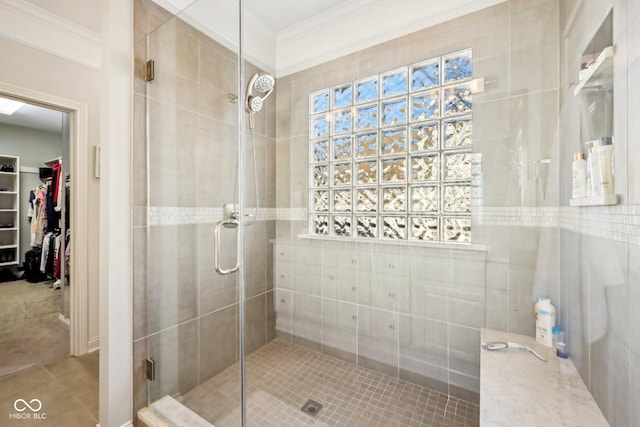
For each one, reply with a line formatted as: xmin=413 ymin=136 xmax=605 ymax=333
xmin=138 ymin=0 xmax=244 ymax=424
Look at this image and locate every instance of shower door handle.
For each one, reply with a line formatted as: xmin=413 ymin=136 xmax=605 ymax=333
xmin=214 ymin=219 xmax=240 ymax=275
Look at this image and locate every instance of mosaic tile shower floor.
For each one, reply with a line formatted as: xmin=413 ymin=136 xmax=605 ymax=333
xmin=179 ymin=339 xmax=479 ymax=427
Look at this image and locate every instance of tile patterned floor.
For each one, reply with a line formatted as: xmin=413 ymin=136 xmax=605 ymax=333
xmin=0 ymin=352 xmax=99 ymax=427
xmin=180 ymin=339 xmax=479 ymax=426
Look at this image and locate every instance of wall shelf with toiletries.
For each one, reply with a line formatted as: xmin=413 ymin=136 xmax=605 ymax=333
xmin=570 ymin=137 xmax=617 ymax=207
xmin=571 ymin=11 xmax=617 ymax=208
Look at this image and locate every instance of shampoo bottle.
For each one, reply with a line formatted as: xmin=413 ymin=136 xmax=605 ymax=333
xmin=586 ymin=143 xmax=601 ymax=198
xmin=596 ymin=137 xmax=614 ymax=196
xmin=535 ymin=296 xmax=556 ymax=347
xmin=572 ymin=152 xmax=587 ymax=199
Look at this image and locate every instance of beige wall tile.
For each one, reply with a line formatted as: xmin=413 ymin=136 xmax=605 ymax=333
xmin=245 ymin=294 xmax=267 ymax=354
xmin=199 ymin=305 xmax=238 ymax=382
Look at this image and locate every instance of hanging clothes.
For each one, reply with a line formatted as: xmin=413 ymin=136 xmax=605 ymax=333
xmin=45 ymin=172 xmax=60 ymax=233
xmin=27 ymin=162 xmax=69 ymax=284
xmin=30 ymin=186 xmax=47 ymax=247
xmin=40 ymin=232 xmax=52 ymax=273
xmin=53 ymin=233 xmax=62 ymax=279
xmin=52 ymin=163 xmax=63 ymax=211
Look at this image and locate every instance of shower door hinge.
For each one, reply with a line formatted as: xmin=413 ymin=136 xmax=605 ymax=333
xmin=144 ymin=60 xmax=155 ymax=82
xmin=145 ymin=358 xmax=156 ymax=381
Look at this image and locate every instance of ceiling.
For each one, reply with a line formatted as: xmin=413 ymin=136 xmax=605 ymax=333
xmin=160 ymin=0 xmax=504 ymax=76
xmin=0 ymin=101 xmax=64 ymax=134
xmin=243 ymin=0 xmax=351 ymax=32
xmin=12 ymin=0 xmax=349 ymax=133
xmin=6 ymin=0 xmax=503 ymax=130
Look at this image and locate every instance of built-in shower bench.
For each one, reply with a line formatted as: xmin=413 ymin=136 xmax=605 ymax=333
xmin=480 ymin=328 xmax=609 ymax=426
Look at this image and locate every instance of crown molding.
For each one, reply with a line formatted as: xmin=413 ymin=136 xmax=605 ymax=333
xmin=151 ymin=0 xmax=507 ymax=77
xmin=0 ymin=0 xmax=101 ymax=70
xmin=151 ymin=0 xmax=276 ymax=76
xmin=276 ymin=0 xmax=506 ymax=77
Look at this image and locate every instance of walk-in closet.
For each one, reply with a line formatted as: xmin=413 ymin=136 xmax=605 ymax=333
xmin=0 ymin=97 xmax=72 ymax=377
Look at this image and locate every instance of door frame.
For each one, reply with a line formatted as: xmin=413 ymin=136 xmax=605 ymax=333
xmin=0 ymin=81 xmax=90 ymax=355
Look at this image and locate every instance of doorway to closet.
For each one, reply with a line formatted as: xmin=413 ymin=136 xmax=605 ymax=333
xmin=0 ymin=96 xmax=72 ymax=378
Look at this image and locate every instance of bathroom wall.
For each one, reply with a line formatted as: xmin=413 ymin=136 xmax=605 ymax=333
xmin=0 ymin=22 xmax=102 ymax=352
xmin=131 ymin=0 xmax=276 ymax=420
xmin=275 ymin=0 xmax=560 ymax=404
xmin=558 ymin=1 xmax=639 ymax=426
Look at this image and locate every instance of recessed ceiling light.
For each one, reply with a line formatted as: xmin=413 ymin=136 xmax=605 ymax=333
xmin=0 ymin=97 xmax=25 ymax=115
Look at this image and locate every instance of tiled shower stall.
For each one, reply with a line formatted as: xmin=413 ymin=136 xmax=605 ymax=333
xmin=131 ymin=0 xmax=640 ymax=426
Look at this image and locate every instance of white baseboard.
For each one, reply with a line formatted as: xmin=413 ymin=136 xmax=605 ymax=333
xmin=88 ymin=336 xmax=100 ymax=353
xmin=58 ymin=314 xmax=70 ymax=327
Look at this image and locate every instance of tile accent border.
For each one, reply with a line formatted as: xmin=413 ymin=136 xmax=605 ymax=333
xmin=146 ymin=207 xmax=307 ymax=226
xmin=146 ymin=205 xmax=640 ymax=246
xmin=476 ymin=205 xmax=640 ymax=246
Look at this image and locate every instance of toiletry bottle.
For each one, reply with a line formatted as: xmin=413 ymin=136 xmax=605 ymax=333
xmin=572 ymin=152 xmax=587 ymax=199
xmin=535 ymin=296 xmax=556 ymax=347
xmin=596 ymin=137 xmax=614 ymax=196
xmin=586 ymin=150 xmax=592 ymax=198
xmin=586 ymin=143 xmax=601 ymax=198
xmin=552 ymin=326 xmax=568 ymax=358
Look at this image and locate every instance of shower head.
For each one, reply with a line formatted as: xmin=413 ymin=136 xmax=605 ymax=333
xmin=253 ymin=73 xmax=275 ymax=93
xmin=246 ymin=72 xmax=275 ymax=115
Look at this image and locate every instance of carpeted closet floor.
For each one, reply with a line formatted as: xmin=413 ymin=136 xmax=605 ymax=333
xmin=0 ymin=279 xmax=69 ymax=378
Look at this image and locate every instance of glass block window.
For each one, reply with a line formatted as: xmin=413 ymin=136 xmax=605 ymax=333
xmin=309 ymin=49 xmax=473 ymax=243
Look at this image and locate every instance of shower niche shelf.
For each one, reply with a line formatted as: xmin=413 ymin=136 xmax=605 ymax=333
xmin=570 ymin=10 xmax=618 ymax=208
xmin=574 ymin=45 xmax=614 ymax=96
xmin=569 ymin=194 xmax=617 ymax=207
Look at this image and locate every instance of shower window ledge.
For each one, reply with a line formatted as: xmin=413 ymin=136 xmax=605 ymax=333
xmin=296 ymin=234 xmax=488 ymax=252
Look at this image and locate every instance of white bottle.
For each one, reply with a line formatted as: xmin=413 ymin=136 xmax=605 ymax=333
xmin=596 ymin=137 xmax=614 ymax=196
xmin=535 ymin=296 xmax=556 ymax=347
xmin=587 ymin=145 xmax=601 ymax=198
xmin=571 ymin=152 xmax=587 ymax=199
xmin=586 ymin=150 xmax=592 ymax=198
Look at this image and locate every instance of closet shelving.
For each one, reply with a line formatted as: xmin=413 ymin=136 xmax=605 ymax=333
xmin=0 ymin=154 xmax=19 ymax=266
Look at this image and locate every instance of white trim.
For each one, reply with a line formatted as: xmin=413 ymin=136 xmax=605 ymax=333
xmin=151 ymin=0 xmax=276 ymax=76
xmin=88 ymin=336 xmax=100 ymax=353
xmin=58 ymin=314 xmax=70 ymax=327
xmin=0 ymin=0 xmax=101 ymax=70
xmin=150 ymin=0 xmax=506 ymax=78
xmin=99 ymin=1 xmax=134 ymax=425
xmin=19 ymin=166 xmax=39 ymax=174
xmin=0 ymin=81 xmax=91 ymax=357
xmin=276 ymin=0 xmax=506 ymax=77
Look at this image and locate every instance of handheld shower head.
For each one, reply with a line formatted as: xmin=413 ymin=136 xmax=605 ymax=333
xmin=246 ymin=72 xmax=275 ymax=114
xmin=253 ymin=73 xmax=275 ymax=93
